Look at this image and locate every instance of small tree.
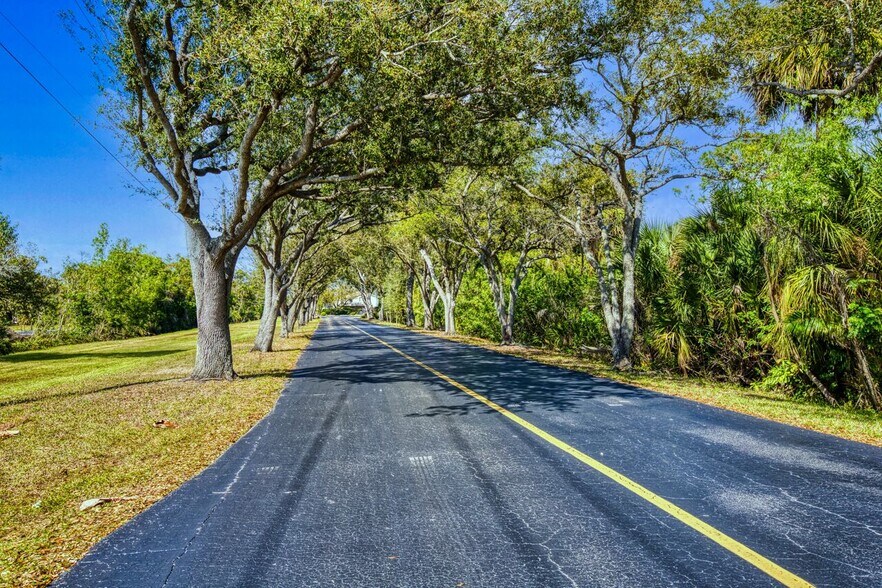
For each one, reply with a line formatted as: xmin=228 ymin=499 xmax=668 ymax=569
xmin=419 ymin=235 xmax=470 ymax=335
xmin=440 ymin=171 xmax=555 ymax=344
xmin=385 ymin=214 xmax=441 ymax=329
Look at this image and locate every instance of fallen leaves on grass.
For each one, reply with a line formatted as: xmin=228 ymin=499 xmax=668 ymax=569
xmin=79 ymin=496 xmax=140 ymax=511
xmin=0 ymin=429 xmax=20 ymax=438
xmin=152 ymin=420 xmax=178 ymax=429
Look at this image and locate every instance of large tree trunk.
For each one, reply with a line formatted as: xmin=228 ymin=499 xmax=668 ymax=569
xmin=278 ymin=298 xmax=290 ymax=338
xmin=187 ymin=228 xmax=236 ymax=380
xmin=361 ymin=289 xmax=375 ymax=320
xmin=482 ymin=257 xmax=526 ymax=346
xmin=500 ymin=313 xmax=513 ymax=345
xmin=286 ymin=298 xmax=300 ymax=334
xmin=298 ymin=299 xmax=309 ymax=326
xmin=420 ymin=249 xmax=458 ymax=335
xmin=404 ymin=269 xmax=415 ymax=327
xmin=614 ymin=219 xmax=639 ymax=370
xmin=578 ymin=215 xmax=638 ymax=371
xmin=424 ymin=297 xmax=437 ymax=330
xmin=252 ymin=269 xmax=280 ymax=352
xmin=417 ymin=273 xmax=436 ymax=330
xmin=502 ymin=269 xmax=525 ymax=346
xmin=484 ymin=263 xmax=511 ymax=345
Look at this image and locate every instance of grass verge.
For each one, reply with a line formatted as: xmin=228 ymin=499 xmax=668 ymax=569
xmin=377 ymin=321 xmax=882 ymax=447
xmin=0 ymin=320 xmax=317 ymax=587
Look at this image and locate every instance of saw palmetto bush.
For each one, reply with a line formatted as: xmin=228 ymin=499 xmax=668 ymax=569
xmin=636 ymin=198 xmax=771 ymax=383
xmin=642 ymin=116 xmax=882 ymax=407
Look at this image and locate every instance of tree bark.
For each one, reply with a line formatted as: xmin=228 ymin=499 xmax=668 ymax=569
xmin=503 ymin=268 xmax=526 ymax=346
xmin=424 ymin=295 xmax=438 ymax=330
xmin=482 ymin=257 xmax=528 ymax=346
xmin=298 ymin=299 xmax=309 ymax=326
xmin=442 ymin=294 xmax=456 ymax=335
xmin=614 ymin=218 xmax=639 ymax=370
xmin=287 ymin=297 xmax=301 ymax=333
xmin=420 ymin=249 xmax=459 ymax=335
xmin=404 ymin=269 xmax=415 ymax=327
xmin=576 ymin=213 xmax=638 ymax=371
xmin=360 ymin=289 xmax=375 ymax=319
xmin=416 ymin=266 xmax=437 ymax=330
xmin=279 ymin=298 xmax=290 ymax=338
xmin=482 ymin=259 xmax=511 ymax=345
xmin=187 ymin=227 xmax=236 ymax=380
xmin=252 ymin=268 xmax=280 ymax=352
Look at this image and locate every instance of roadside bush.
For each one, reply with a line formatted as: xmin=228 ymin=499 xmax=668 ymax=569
xmin=229 ymin=265 xmax=263 ymax=323
xmin=28 ymin=225 xmax=196 ymax=345
xmin=453 ymin=257 xmax=606 ymax=350
xmin=0 ymin=212 xmax=53 ymax=354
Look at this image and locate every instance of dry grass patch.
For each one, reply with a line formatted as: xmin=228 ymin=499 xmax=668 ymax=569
xmin=0 ymin=320 xmax=317 ymax=587
xmin=378 ymin=322 xmax=882 ymax=447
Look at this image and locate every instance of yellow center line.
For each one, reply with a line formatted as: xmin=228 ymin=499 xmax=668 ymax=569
xmin=344 ymin=319 xmax=813 ymax=588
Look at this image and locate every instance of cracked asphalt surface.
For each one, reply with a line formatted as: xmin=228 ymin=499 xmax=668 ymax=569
xmin=55 ymin=316 xmax=882 ymax=587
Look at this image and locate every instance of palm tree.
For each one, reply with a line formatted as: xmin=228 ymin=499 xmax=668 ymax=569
xmin=762 ymin=123 xmax=882 ymax=409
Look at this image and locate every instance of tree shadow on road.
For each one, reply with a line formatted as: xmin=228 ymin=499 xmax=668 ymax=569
xmin=294 ymin=325 xmax=662 ymax=417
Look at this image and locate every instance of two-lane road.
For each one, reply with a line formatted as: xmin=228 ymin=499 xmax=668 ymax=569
xmin=56 ymin=317 xmax=882 ymax=587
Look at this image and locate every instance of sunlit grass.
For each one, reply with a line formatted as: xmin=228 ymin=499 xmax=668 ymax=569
xmin=0 ymin=320 xmax=318 ymax=587
xmin=381 ymin=323 xmax=882 ymax=447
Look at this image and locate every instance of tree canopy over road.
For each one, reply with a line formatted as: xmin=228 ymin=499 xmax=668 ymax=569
xmin=4 ymin=0 xmax=882 ymax=408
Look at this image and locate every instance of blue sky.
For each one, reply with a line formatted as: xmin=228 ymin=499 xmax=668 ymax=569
xmin=0 ymin=2 xmax=698 ymax=273
xmin=0 ymin=2 xmax=184 ymax=272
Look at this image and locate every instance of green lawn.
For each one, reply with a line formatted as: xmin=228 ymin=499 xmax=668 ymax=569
xmin=0 ymin=321 xmax=317 ymax=588
xmin=381 ymin=323 xmax=882 ymax=447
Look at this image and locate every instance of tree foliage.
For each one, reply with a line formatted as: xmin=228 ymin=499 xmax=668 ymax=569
xmin=719 ymin=0 xmax=882 ymax=120
xmin=11 ymin=0 xmax=881 ymax=411
xmin=39 ymin=225 xmax=197 ymax=341
xmin=0 ymin=213 xmax=51 ymax=353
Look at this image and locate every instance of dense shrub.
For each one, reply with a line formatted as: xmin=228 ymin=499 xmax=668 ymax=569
xmin=229 ymin=265 xmax=264 ymax=323
xmin=452 ymin=256 xmax=606 ymax=351
xmin=35 ymin=227 xmax=196 ymax=341
xmin=16 ymin=226 xmax=196 ymax=349
xmin=0 ymin=212 xmax=52 ymax=353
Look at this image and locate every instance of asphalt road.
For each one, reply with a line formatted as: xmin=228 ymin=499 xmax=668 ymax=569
xmin=55 ymin=316 xmax=882 ymax=587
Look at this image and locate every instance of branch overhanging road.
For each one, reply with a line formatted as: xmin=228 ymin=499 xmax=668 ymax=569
xmin=55 ymin=316 xmax=882 ymax=587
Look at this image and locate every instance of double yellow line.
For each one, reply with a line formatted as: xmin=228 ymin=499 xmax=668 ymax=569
xmin=346 ymin=320 xmax=812 ymax=587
